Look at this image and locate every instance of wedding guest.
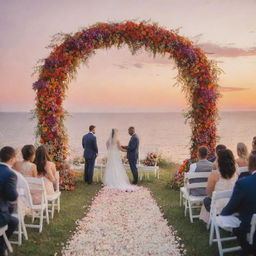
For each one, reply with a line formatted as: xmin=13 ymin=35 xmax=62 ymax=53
xmin=208 ymin=144 xmax=226 ymax=162
xmin=13 ymin=144 xmax=37 ymax=177
xmin=221 ymin=152 xmax=256 ymax=255
xmin=0 ymin=146 xmax=18 ymax=256
xmin=34 ymin=145 xmax=56 ymax=195
xmin=211 ymin=144 xmax=227 ymax=170
xmin=200 ymin=149 xmax=237 ymax=223
xmin=188 ymin=146 xmax=213 ymax=196
xmin=236 ymin=142 xmax=249 ymax=179
xmin=252 ymin=136 xmax=256 ymax=154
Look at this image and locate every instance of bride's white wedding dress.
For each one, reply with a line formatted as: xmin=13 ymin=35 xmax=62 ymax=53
xmin=103 ymin=129 xmax=136 ymax=191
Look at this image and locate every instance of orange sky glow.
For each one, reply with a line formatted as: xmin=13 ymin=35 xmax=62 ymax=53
xmin=0 ymin=0 xmax=256 ymax=112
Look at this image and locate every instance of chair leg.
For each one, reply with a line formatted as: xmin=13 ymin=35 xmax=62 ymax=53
xmin=45 ymin=207 xmax=49 ymax=224
xmin=188 ymin=202 xmax=194 ymax=223
xmin=51 ymin=201 xmax=55 ymax=219
xmin=21 ymin=217 xmax=28 ymax=240
xmin=18 ymin=220 xmax=22 ymax=246
xmin=215 ymin=224 xmax=224 ymax=256
xmin=39 ymin=209 xmax=44 ymax=233
xmin=209 ymin=221 xmax=214 ymax=245
xmin=57 ymin=197 xmax=60 ymax=212
xmin=184 ymin=199 xmax=188 ymax=216
xmin=3 ymin=233 xmax=13 ymax=253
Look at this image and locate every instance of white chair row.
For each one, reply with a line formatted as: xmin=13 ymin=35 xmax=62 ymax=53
xmin=180 ymin=177 xmax=256 ymax=256
xmin=180 ymin=172 xmax=210 ymax=223
xmin=4 ymin=172 xmax=61 ymax=251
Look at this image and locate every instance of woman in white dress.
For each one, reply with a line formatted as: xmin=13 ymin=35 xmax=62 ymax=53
xmin=103 ymin=129 xmax=137 ymax=191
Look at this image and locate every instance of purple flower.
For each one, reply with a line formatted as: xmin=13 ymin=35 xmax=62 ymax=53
xmin=45 ymin=57 xmax=59 ymax=68
xmin=33 ymin=80 xmax=47 ymax=90
xmin=178 ymin=45 xmax=196 ymax=63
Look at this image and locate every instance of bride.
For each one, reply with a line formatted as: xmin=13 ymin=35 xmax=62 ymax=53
xmin=103 ymin=129 xmax=137 ymax=191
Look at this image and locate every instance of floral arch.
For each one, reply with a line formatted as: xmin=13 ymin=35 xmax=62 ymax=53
xmin=33 ymin=21 xmax=220 ymax=188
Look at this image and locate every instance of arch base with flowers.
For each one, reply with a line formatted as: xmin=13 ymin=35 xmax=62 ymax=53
xmin=33 ymin=21 xmax=220 ymax=190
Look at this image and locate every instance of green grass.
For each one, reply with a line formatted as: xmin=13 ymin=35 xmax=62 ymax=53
xmin=12 ymin=166 xmax=237 ymax=256
xmin=142 ymin=167 xmax=220 ymax=256
xmin=13 ymin=179 xmax=101 ymax=256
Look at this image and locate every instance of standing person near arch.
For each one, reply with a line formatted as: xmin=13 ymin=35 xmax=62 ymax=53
xmin=82 ymin=125 xmax=98 ymax=184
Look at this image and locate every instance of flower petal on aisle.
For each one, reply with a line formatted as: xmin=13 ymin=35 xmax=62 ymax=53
xmin=62 ymin=187 xmax=182 ymax=256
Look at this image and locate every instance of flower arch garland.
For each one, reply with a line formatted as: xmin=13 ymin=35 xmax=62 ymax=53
xmin=33 ymin=21 xmax=220 ymax=189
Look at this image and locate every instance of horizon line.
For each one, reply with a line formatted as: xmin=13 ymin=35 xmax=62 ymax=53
xmin=1 ymin=110 xmax=256 ymax=114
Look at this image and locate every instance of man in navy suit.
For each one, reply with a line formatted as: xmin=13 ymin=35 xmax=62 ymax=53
xmin=82 ymin=125 xmax=98 ymax=184
xmin=0 ymin=146 xmax=19 ymax=256
xmin=122 ymin=127 xmax=139 ymax=185
xmin=221 ymin=152 xmax=256 ymax=255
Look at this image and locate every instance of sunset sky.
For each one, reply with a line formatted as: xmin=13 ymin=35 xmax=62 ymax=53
xmin=0 ymin=0 xmax=256 ymax=112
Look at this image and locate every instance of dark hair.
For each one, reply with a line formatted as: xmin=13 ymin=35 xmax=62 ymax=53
xmin=198 ymin=146 xmax=208 ymax=159
xmin=217 ymin=149 xmax=236 ymax=179
xmin=89 ymin=125 xmax=96 ymax=132
xmin=34 ymin=145 xmax=51 ymax=176
xmin=0 ymin=146 xmax=16 ymax=162
xmin=248 ymin=152 xmax=256 ymax=173
xmin=22 ymin=145 xmax=35 ymax=161
xmin=216 ymin=144 xmax=226 ymax=153
xmin=112 ymin=129 xmax=115 ymax=138
xmin=129 ymin=126 xmax=135 ymax=130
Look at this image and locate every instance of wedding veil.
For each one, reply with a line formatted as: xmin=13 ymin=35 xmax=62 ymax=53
xmin=106 ymin=128 xmax=119 ymax=150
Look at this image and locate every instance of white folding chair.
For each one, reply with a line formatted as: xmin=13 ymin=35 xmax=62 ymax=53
xmin=25 ymin=177 xmax=49 ymax=233
xmin=209 ymin=190 xmax=241 ymax=256
xmin=47 ymin=172 xmax=61 ymax=219
xmin=11 ymin=197 xmax=28 ymax=246
xmin=0 ymin=225 xmax=13 ymax=253
xmin=94 ymin=157 xmax=105 ymax=182
xmin=249 ymin=213 xmax=256 ymax=245
xmin=183 ymin=172 xmax=210 ymax=223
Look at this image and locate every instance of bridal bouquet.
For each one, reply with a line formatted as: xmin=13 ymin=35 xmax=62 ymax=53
xmin=143 ymin=152 xmax=159 ymax=166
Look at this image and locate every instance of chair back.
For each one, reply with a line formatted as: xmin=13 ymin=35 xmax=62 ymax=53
xmin=210 ymin=190 xmax=233 ymax=217
xmin=184 ymin=172 xmax=210 ymax=192
xmin=25 ymin=177 xmax=47 ymax=206
xmin=239 ymin=166 xmax=248 ymax=173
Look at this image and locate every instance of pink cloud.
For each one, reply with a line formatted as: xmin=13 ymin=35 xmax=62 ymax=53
xmin=220 ymin=86 xmax=250 ymax=92
xmin=197 ymin=42 xmax=256 ymax=57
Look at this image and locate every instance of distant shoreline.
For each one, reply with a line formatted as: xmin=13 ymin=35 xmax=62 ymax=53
xmin=1 ymin=110 xmax=256 ymax=114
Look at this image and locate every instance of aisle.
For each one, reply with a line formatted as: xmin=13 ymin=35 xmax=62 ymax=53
xmin=62 ymin=187 xmax=181 ymax=256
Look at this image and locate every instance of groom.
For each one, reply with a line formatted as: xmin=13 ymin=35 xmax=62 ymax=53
xmin=122 ymin=127 xmax=139 ymax=185
xmin=82 ymin=125 xmax=98 ymax=184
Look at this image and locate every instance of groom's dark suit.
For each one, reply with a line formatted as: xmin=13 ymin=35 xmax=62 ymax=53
xmin=82 ymin=133 xmax=98 ymax=184
xmin=125 ymin=134 xmax=139 ymax=184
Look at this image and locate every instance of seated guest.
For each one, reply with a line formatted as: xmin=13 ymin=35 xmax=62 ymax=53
xmin=212 ymin=144 xmax=227 ymax=170
xmin=0 ymin=147 xmax=19 ymax=256
xmin=13 ymin=144 xmax=37 ymax=177
xmin=221 ymin=152 xmax=256 ymax=255
xmin=188 ymin=146 xmax=213 ymax=196
xmin=236 ymin=142 xmax=249 ymax=179
xmin=252 ymin=136 xmax=256 ymax=154
xmin=34 ymin=145 xmax=56 ymax=195
xmin=200 ymin=149 xmax=237 ymax=223
xmin=208 ymin=144 xmax=227 ymax=164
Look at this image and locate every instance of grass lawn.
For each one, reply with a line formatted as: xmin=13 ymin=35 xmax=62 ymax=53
xmin=142 ymin=165 xmax=221 ymax=256
xmin=13 ymin=178 xmax=101 ymax=256
xmin=12 ymin=166 xmax=237 ymax=256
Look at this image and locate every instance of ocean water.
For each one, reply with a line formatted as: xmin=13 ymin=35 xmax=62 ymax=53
xmin=0 ymin=112 xmax=255 ymax=162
